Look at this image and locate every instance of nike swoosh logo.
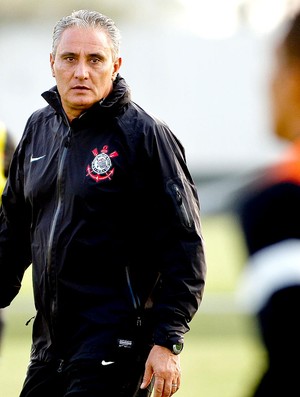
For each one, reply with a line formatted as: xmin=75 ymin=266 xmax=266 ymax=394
xmin=30 ymin=155 xmax=46 ymax=162
xmin=101 ymin=360 xmax=115 ymax=366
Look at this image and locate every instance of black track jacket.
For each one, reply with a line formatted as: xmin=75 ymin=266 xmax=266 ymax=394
xmin=0 ymin=75 xmax=206 ymax=362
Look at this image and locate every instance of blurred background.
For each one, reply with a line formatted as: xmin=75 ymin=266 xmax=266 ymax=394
xmin=0 ymin=1 xmax=299 ymax=396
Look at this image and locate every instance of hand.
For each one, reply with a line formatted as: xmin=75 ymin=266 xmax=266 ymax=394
xmin=140 ymin=345 xmax=181 ymax=397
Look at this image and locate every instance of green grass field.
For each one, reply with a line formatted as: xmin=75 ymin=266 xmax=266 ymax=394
xmin=0 ymin=214 xmax=266 ymax=397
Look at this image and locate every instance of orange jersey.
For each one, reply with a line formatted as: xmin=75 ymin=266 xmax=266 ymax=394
xmin=268 ymin=139 xmax=300 ymax=185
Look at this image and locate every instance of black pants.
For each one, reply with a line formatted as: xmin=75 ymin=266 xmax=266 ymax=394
xmin=19 ymin=357 xmax=153 ymax=397
xmin=252 ymin=286 xmax=300 ymax=397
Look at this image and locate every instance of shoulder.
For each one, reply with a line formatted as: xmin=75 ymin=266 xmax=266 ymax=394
xmin=27 ymin=105 xmax=54 ymax=126
xmin=119 ymin=102 xmax=184 ymax=153
xmin=13 ymin=106 xmax=54 ymax=153
xmin=22 ymin=106 xmax=56 ymax=141
xmin=239 ymin=180 xmax=300 ymax=255
xmin=241 ymin=180 xmax=300 ymax=218
xmin=120 ymin=101 xmax=167 ymax=131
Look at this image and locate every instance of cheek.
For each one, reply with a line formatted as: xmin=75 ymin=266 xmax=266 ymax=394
xmin=94 ymin=71 xmax=113 ymax=90
xmin=54 ymin=69 xmax=71 ymax=87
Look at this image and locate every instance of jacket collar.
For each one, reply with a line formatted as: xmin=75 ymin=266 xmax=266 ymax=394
xmin=41 ymin=74 xmax=131 ymax=120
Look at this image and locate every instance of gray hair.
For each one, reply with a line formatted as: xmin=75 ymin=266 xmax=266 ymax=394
xmin=52 ymin=9 xmax=121 ymax=60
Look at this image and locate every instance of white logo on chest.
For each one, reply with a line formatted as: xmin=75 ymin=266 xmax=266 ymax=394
xmin=91 ymin=152 xmax=112 ymax=175
xmin=86 ymin=145 xmax=119 ymax=182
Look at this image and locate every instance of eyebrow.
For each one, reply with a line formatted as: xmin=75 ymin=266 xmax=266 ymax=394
xmin=60 ymin=52 xmax=76 ymax=58
xmin=59 ymin=51 xmax=106 ymax=59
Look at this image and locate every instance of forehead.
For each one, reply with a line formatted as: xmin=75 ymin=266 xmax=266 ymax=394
xmin=56 ymin=26 xmax=112 ymax=55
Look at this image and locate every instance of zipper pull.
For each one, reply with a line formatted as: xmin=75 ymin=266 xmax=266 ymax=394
xmin=137 ymin=316 xmax=142 ymax=327
xmin=64 ymin=136 xmax=71 ymax=148
xmin=64 ymin=127 xmax=72 ymax=148
xmin=25 ymin=316 xmax=35 ymax=326
xmin=57 ymin=359 xmax=64 ymax=373
xmin=173 ymin=185 xmax=182 ymax=205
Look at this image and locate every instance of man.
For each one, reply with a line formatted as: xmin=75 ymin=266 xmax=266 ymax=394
xmin=0 ymin=10 xmax=206 ymax=397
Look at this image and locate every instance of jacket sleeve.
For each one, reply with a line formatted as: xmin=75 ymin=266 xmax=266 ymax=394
xmin=146 ymin=121 xmax=206 ymax=346
xmin=0 ymin=135 xmax=32 ymax=308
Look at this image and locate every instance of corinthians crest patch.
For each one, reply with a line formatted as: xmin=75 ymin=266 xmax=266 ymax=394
xmin=86 ymin=145 xmax=118 ymax=182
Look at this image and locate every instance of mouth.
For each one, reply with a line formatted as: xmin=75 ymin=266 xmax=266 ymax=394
xmin=72 ymin=85 xmax=91 ymax=91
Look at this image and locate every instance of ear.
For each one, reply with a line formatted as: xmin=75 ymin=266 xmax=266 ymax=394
xmin=112 ymin=57 xmax=122 ymax=81
xmin=50 ymin=53 xmax=55 ymax=77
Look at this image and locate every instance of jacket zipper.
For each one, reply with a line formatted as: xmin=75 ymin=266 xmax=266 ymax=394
xmin=46 ymin=127 xmax=72 ymax=343
xmin=125 ymin=266 xmax=142 ymax=327
xmin=172 ymin=184 xmax=193 ymax=228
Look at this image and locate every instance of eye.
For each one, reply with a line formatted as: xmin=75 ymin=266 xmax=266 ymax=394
xmin=90 ymin=57 xmax=101 ymax=64
xmin=61 ymin=56 xmax=75 ymax=63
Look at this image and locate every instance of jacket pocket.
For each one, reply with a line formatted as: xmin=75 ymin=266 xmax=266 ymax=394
xmin=167 ymin=177 xmax=201 ymax=233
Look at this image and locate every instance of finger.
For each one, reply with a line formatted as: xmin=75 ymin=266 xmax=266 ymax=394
xmin=171 ymin=383 xmax=179 ymax=395
xmin=170 ymin=378 xmax=181 ymax=395
xmin=176 ymin=377 xmax=181 ymax=390
xmin=140 ymin=364 xmax=153 ymax=390
xmin=152 ymin=376 xmax=165 ymax=397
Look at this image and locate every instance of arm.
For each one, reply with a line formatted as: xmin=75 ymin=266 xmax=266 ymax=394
xmin=151 ymin=124 xmax=206 ymax=344
xmin=0 ymin=139 xmax=32 ymax=308
xmin=141 ymin=345 xmax=181 ymax=396
xmin=141 ymin=123 xmax=206 ymax=395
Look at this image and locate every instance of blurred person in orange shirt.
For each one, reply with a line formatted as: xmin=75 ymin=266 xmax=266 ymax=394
xmin=237 ymin=10 xmax=300 ymax=397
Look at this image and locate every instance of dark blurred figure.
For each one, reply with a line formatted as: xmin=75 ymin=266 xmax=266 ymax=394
xmin=0 ymin=120 xmax=14 ymax=180
xmin=0 ymin=120 xmax=15 ymax=350
xmin=237 ymin=11 xmax=300 ymax=397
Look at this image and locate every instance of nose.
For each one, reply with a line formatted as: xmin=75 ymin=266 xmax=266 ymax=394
xmin=74 ymin=60 xmax=89 ymax=80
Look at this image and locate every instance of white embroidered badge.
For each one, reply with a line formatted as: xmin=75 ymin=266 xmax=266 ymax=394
xmin=86 ymin=145 xmax=118 ymax=182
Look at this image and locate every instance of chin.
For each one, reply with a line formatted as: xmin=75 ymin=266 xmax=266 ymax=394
xmin=74 ymin=99 xmax=95 ymax=110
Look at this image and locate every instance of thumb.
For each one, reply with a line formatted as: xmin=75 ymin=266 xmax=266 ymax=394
xmin=140 ymin=363 xmax=153 ymax=389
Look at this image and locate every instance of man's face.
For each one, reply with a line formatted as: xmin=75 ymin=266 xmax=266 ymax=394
xmin=50 ymin=26 xmax=122 ymax=121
